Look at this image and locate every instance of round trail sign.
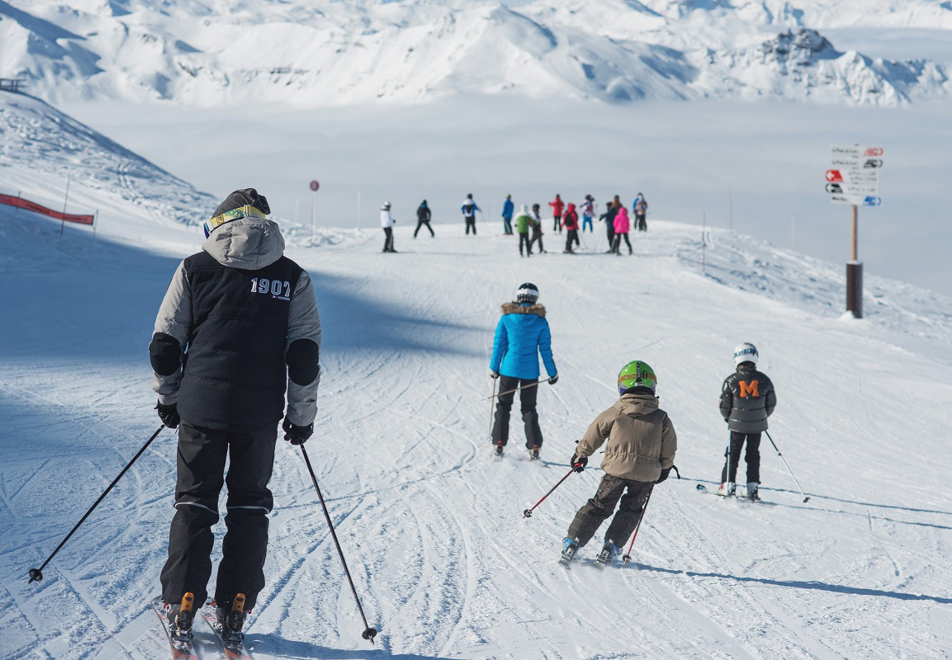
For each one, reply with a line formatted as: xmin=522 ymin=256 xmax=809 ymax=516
xmin=309 ymin=180 xmax=320 ymax=192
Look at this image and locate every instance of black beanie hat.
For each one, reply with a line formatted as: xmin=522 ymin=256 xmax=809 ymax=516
xmin=212 ymin=188 xmax=270 ymax=219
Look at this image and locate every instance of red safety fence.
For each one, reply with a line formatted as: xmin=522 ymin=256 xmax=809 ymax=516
xmin=0 ymin=193 xmax=94 ymax=225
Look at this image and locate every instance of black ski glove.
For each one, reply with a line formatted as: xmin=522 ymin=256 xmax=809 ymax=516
xmin=156 ymin=401 xmax=180 ymax=429
xmin=548 ymin=375 xmax=559 ymax=385
xmin=489 ymin=370 xmax=500 ymax=380
xmin=283 ymin=418 xmax=313 ymax=446
xmin=571 ymin=453 xmax=587 ymax=472
xmin=656 ymin=467 xmax=672 ymax=484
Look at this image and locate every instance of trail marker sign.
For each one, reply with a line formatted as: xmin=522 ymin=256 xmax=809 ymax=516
xmin=827 ymin=145 xmax=884 ymax=205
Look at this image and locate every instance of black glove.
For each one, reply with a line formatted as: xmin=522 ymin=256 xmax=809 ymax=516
xmin=283 ymin=418 xmax=314 ymax=446
xmin=548 ymin=374 xmax=559 ymax=385
xmin=156 ymin=401 xmax=180 ymax=429
xmin=489 ymin=370 xmax=500 ymax=380
xmin=656 ymin=467 xmax=671 ymax=484
xmin=571 ymin=453 xmax=587 ymax=472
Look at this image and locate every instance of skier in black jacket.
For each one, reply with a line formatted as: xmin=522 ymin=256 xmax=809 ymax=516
xmin=718 ymin=342 xmax=776 ymax=500
xmin=149 ymin=189 xmax=321 ymax=641
xmin=414 ymin=199 xmax=434 ymax=238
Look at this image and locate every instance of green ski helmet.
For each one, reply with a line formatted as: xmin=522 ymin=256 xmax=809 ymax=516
xmin=617 ymin=360 xmax=657 ymax=395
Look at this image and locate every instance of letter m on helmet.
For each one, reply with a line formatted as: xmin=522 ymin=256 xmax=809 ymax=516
xmin=739 ymin=380 xmax=760 ymax=398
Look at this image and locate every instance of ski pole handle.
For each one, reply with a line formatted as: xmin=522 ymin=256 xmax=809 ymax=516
xmin=523 ymin=466 xmax=577 ymax=519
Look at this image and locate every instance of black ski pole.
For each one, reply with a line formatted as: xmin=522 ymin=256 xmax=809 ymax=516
xmin=28 ymin=425 xmax=166 ymax=583
xmin=523 ymin=465 xmax=579 ymax=518
xmin=299 ymin=445 xmax=378 ymax=644
xmin=764 ymin=431 xmax=810 ymax=503
xmin=622 ymin=485 xmax=654 ymax=564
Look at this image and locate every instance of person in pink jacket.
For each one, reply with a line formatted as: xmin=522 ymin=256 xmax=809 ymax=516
xmin=612 ymin=206 xmax=633 ymax=255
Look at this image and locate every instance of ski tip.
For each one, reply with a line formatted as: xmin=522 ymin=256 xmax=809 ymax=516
xmin=28 ymin=568 xmax=43 ymax=583
xmin=695 ymin=483 xmax=708 ymax=492
xmin=803 ymin=497 xmax=811 ymax=503
xmin=362 ymin=627 xmax=378 ymax=644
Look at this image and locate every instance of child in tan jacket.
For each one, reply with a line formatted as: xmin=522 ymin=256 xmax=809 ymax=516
xmin=561 ymin=360 xmax=677 ymax=567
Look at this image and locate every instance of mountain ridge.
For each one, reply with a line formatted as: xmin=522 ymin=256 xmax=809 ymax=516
xmin=1 ymin=0 xmax=950 ymax=107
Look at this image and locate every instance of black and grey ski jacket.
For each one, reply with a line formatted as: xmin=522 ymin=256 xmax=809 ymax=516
xmin=149 ymin=217 xmax=321 ymax=432
xmin=719 ymin=366 xmax=776 ymax=434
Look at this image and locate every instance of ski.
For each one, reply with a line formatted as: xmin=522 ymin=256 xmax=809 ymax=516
xmin=151 ymin=596 xmax=200 ymax=660
xmin=696 ymin=483 xmax=763 ymax=502
xmin=201 ymin=607 xmax=254 ymax=660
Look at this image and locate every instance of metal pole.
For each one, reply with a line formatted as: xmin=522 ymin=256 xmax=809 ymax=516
xmin=93 ymin=210 xmax=99 ymax=238
xmin=702 ymin=210 xmax=707 ymax=275
xmin=13 ymin=191 xmax=21 ymax=219
xmin=310 ymin=191 xmax=315 ymax=242
xmin=851 ymin=204 xmax=858 ymax=262
xmin=298 ymin=446 xmax=378 ymax=643
xmin=621 ymin=485 xmax=654 ymax=564
xmin=29 ymin=426 xmax=166 ymax=583
xmin=523 ymin=466 xmax=578 ymax=518
xmin=60 ymin=172 xmax=71 ymax=235
xmin=728 ymin=187 xmax=733 ymax=231
xmin=764 ymin=431 xmax=810 ymax=503
xmin=488 ymin=378 xmax=497 ymax=440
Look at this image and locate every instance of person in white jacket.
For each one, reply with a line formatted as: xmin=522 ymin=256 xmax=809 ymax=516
xmin=380 ymin=202 xmax=396 ymax=253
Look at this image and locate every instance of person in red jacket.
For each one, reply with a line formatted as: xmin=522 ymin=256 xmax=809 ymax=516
xmin=561 ymin=203 xmax=580 ymax=253
xmin=549 ymin=194 xmax=565 ymax=233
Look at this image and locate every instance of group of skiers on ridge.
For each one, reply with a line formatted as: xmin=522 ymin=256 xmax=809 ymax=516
xmin=379 ymin=192 xmax=649 ymax=256
xmin=487 ymin=282 xmax=776 ymax=567
xmin=142 ymin=189 xmax=774 ymax=644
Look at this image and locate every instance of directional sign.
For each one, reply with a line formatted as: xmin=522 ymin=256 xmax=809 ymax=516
xmin=309 ymin=180 xmax=320 ymax=192
xmin=827 ymin=145 xmax=884 ymax=205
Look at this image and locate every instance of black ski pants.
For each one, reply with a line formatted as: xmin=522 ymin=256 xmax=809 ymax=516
xmin=529 ymin=229 xmax=544 ymax=253
xmin=636 ymin=213 xmax=647 ymax=231
xmin=721 ymin=431 xmax=762 ymax=484
xmin=553 ymin=215 xmax=562 ymax=232
xmin=491 ymin=376 xmax=542 ymax=449
xmin=605 ymin=226 xmax=615 ymax=252
xmin=565 ymin=229 xmax=579 ymax=252
xmin=465 ymin=217 xmax=477 ymax=235
xmin=161 ymin=421 xmax=277 ymax=610
xmin=503 ymin=217 xmax=513 ymax=235
xmin=383 ymin=227 xmax=395 ymax=252
xmin=518 ymin=231 xmax=532 ymax=256
xmin=414 ymin=220 xmax=434 ymax=238
xmin=567 ymin=474 xmax=652 ymax=549
xmin=612 ymin=232 xmax=632 ymax=255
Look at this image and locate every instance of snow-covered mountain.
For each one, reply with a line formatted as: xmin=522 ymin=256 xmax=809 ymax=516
xmin=0 ymin=90 xmax=216 ymax=229
xmin=1 ymin=0 xmax=950 ymax=107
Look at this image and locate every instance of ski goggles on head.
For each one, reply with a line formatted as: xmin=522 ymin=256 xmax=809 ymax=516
xmin=203 ymin=205 xmax=268 ymax=238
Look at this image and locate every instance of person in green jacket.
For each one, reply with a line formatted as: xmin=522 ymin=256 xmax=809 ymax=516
xmin=515 ymin=204 xmax=534 ymax=257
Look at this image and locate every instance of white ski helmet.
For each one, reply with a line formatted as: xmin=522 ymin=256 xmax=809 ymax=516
xmin=382 ymin=201 xmax=391 ymax=210
xmin=515 ymin=282 xmax=540 ymax=304
xmin=733 ymin=342 xmax=759 ymax=366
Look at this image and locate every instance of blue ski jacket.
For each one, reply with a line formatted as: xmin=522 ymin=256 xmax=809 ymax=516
xmin=502 ymin=199 xmax=514 ymax=219
xmin=490 ymin=302 xmax=557 ymax=380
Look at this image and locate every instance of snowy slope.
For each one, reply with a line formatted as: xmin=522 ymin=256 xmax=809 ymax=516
xmin=0 ymin=90 xmax=216 ymax=237
xmin=1 ymin=0 xmax=951 ymax=107
xmin=2 ymin=183 xmax=952 ymax=659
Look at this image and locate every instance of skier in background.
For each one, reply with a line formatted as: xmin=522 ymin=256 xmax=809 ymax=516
xmin=633 ymin=193 xmax=648 ymax=232
xmin=718 ymin=343 xmax=776 ymax=500
xmin=581 ymin=194 xmax=595 ymax=233
xmin=150 ymin=188 xmax=321 ymax=641
xmin=414 ymin=199 xmax=434 ymax=238
xmin=529 ymin=203 xmax=547 ymax=254
xmin=380 ymin=201 xmax=396 ymax=252
xmin=489 ymin=282 xmax=558 ymax=459
xmin=612 ymin=205 xmax=633 ymax=255
xmin=599 ymin=201 xmax=616 ymax=253
xmin=561 ymin=361 xmax=677 ymax=567
xmin=549 ymin=194 xmax=565 ymax=233
xmin=502 ymin=194 xmax=515 ymax=235
xmin=515 ymin=204 xmax=534 ymax=257
xmin=562 ymin=202 xmax=580 ymax=253
xmin=461 ymin=193 xmax=480 ymax=235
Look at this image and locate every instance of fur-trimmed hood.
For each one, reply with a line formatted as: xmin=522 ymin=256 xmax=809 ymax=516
xmin=501 ymin=302 xmax=546 ymax=317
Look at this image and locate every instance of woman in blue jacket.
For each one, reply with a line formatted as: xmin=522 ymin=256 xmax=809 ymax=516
xmin=489 ymin=283 xmax=558 ymax=458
